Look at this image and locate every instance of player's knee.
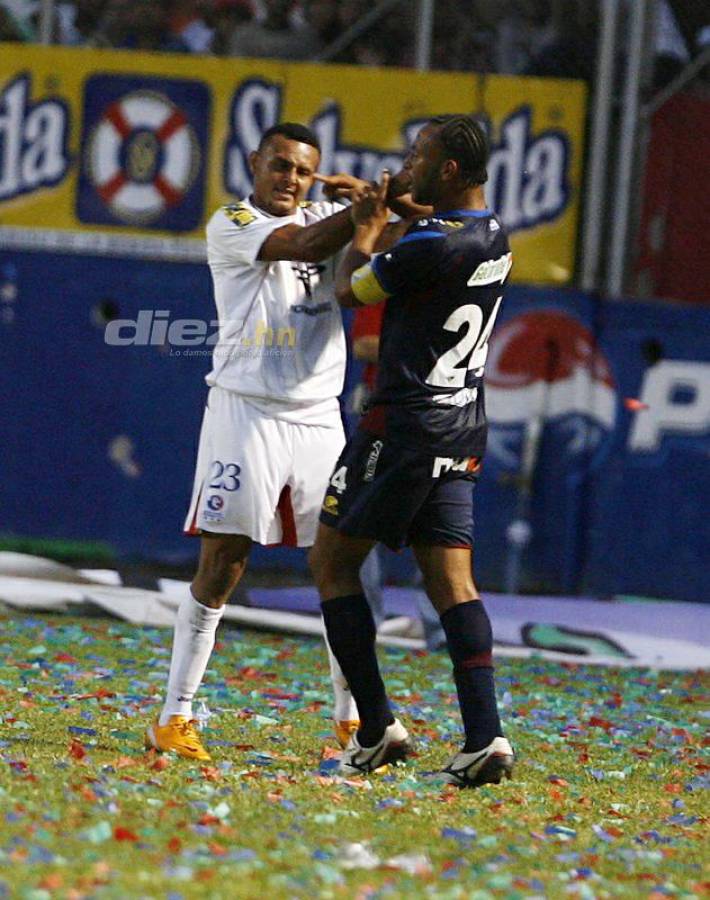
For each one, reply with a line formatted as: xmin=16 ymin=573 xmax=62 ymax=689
xmin=192 ymin=565 xmax=244 ymax=606
xmin=194 ymin=541 xmax=249 ymax=604
xmin=309 ymin=541 xmax=360 ymax=597
xmin=308 ymin=543 xmax=330 ymax=591
xmin=422 ymin=572 xmax=475 ymax=614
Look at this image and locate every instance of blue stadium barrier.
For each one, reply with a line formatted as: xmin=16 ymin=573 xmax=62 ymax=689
xmin=1 ymin=251 xmax=708 ymax=601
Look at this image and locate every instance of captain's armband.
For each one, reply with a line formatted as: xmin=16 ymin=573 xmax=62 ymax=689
xmin=351 ymin=262 xmax=390 ymax=306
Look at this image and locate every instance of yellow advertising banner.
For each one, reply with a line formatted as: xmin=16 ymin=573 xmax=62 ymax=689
xmin=0 ymin=44 xmax=586 ymax=283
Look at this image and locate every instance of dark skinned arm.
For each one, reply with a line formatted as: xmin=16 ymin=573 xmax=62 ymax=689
xmin=310 ymin=170 xmax=411 ymax=253
xmin=311 ymin=169 xmax=431 ymax=253
xmin=387 ymin=193 xmax=433 ymax=220
xmin=376 ymin=168 xmax=431 ymax=250
xmin=257 ymin=206 xmax=355 ymax=264
xmin=257 ymin=170 xmax=375 ymax=263
xmin=386 ymin=168 xmax=433 ymax=220
xmin=374 ymin=217 xmax=415 ymax=252
xmin=335 ymin=174 xmax=391 ymax=308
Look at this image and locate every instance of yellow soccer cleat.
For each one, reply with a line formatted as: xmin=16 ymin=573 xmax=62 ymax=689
xmin=334 ymin=719 xmax=360 ymax=749
xmin=145 ymin=715 xmax=211 ymax=761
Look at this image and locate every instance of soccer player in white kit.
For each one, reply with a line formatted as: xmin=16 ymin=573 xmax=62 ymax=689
xmin=146 ymin=123 xmax=368 ymax=760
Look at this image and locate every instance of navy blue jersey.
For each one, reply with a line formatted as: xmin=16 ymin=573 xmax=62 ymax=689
xmin=351 ymin=210 xmax=511 ymax=457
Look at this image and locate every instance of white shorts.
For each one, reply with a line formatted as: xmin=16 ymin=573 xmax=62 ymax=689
xmin=184 ymin=387 xmax=345 ymax=547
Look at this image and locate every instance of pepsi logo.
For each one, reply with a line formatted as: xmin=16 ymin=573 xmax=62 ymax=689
xmin=486 ymin=310 xmax=618 ymax=463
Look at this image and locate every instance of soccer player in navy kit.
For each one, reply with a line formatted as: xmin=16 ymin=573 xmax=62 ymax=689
xmin=310 ymin=115 xmax=515 ymax=787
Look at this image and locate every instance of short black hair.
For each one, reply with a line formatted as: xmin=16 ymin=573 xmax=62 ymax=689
xmin=258 ymin=122 xmax=321 ymax=154
xmin=430 ymin=115 xmax=489 ymax=186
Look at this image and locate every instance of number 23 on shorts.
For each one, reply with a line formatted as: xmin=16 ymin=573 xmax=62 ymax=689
xmin=209 ymin=460 xmax=241 ymax=491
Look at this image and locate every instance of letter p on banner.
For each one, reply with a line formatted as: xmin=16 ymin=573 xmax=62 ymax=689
xmin=629 ymin=361 xmax=710 ymax=451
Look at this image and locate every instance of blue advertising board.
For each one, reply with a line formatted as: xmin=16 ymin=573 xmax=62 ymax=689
xmin=1 ymin=251 xmax=708 ymax=601
xmin=581 ymin=302 xmax=710 ymax=602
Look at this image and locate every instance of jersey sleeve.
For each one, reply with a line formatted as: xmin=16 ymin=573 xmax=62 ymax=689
xmin=351 ymin=230 xmax=445 ymax=306
xmin=300 ymin=199 xmax=345 ymax=223
xmin=206 ymin=205 xmax=297 ymax=267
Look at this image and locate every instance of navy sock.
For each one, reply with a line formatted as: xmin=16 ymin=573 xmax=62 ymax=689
xmin=321 ymin=593 xmax=394 ymax=746
xmin=440 ymin=600 xmax=503 ymax=753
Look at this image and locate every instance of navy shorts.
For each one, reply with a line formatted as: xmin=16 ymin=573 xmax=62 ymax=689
xmin=319 ymin=429 xmax=480 ymax=550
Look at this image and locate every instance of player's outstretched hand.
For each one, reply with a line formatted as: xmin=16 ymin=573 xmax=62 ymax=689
xmin=313 ymin=172 xmax=373 ymax=201
xmin=385 ymin=167 xmax=432 ymax=218
xmin=386 ymin=168 xmax=412 ymax=200
xmin=350 ymin=170 xmax=390 ymax=231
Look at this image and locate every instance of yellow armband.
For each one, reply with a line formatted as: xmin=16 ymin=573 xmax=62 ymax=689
xmin=351 ymin=262 xmax=390 ymax=306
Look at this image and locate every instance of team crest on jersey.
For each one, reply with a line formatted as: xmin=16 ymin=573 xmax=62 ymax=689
xmin=77 ymin=75 xmax=209 ymax=230
xmin=291 ymin=262 xmax=325 ymax=299
xmin=224 ymin=202 xmax=256 ymax=227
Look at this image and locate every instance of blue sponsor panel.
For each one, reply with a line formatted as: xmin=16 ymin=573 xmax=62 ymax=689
xmin=474 ymin=286 xmax=613 ymax=594
xmin=1 ymin=251 xmax=708 ymax=598
xmin=580 ymin=302 xmax=710 ymax=603
xmin=77 ymin=75 xmax=210 ymax=232
xmin=0 ymin=249 xmax=211 ymax=560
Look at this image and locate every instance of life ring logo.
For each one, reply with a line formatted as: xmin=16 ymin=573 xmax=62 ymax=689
xmin=78 ymin=76 xmax=209 ymax=231
xmin=86 ymin=90 xmax=199 ymax=226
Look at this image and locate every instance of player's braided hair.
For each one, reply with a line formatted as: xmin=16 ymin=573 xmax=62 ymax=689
xmin=431 ymin=115 xmax=489 ymax=186
xmin=258 ymin=122 xmax=321 ymax=154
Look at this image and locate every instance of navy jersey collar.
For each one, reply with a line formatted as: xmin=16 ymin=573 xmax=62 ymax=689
xmin=437 ymin=208 xmax=492 ymax=218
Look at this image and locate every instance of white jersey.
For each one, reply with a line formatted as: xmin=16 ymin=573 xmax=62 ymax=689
xmin=205 ymin=198 xmax=346 ymax=417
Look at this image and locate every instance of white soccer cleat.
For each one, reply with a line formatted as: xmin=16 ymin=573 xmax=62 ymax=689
xmin=440 ymin=736 xmax=514 ymax=788
xmin=339 ymin=718 xmax=413 ymax=776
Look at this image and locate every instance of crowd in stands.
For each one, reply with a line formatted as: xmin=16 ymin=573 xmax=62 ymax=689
xmin=0 ymin=0 xmax=700 ymax=85
xmin=1 ymin=0 xmax=604 ymax=78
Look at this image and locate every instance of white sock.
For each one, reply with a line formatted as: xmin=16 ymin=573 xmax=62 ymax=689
xmin=324 ymin=629 xmax=359 ymax=722
xmin=159 ymin=588 xmax=225 ymax=726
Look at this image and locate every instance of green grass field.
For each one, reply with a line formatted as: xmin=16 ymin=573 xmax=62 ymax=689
xmin=0 ymin=609 xmax=707 ymax=899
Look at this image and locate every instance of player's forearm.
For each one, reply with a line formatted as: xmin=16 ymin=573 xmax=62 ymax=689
xmin=387 ymin=194 xmax=433 ymax=220
xmin=336 ymin=178 xmax=390 ymax=306
xmin=385 ymin=169 xmax=431 ymax=220
xmin=294 ymin=207 xmax=355 ymax=262
xmin=374 ymin=218 xmax=414 ymax=252
xmin=259 ymin=207 xmax=354 ymax=263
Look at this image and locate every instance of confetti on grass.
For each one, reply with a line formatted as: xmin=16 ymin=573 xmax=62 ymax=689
xmin=0 ymin=610 xmax=708 ymax=897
